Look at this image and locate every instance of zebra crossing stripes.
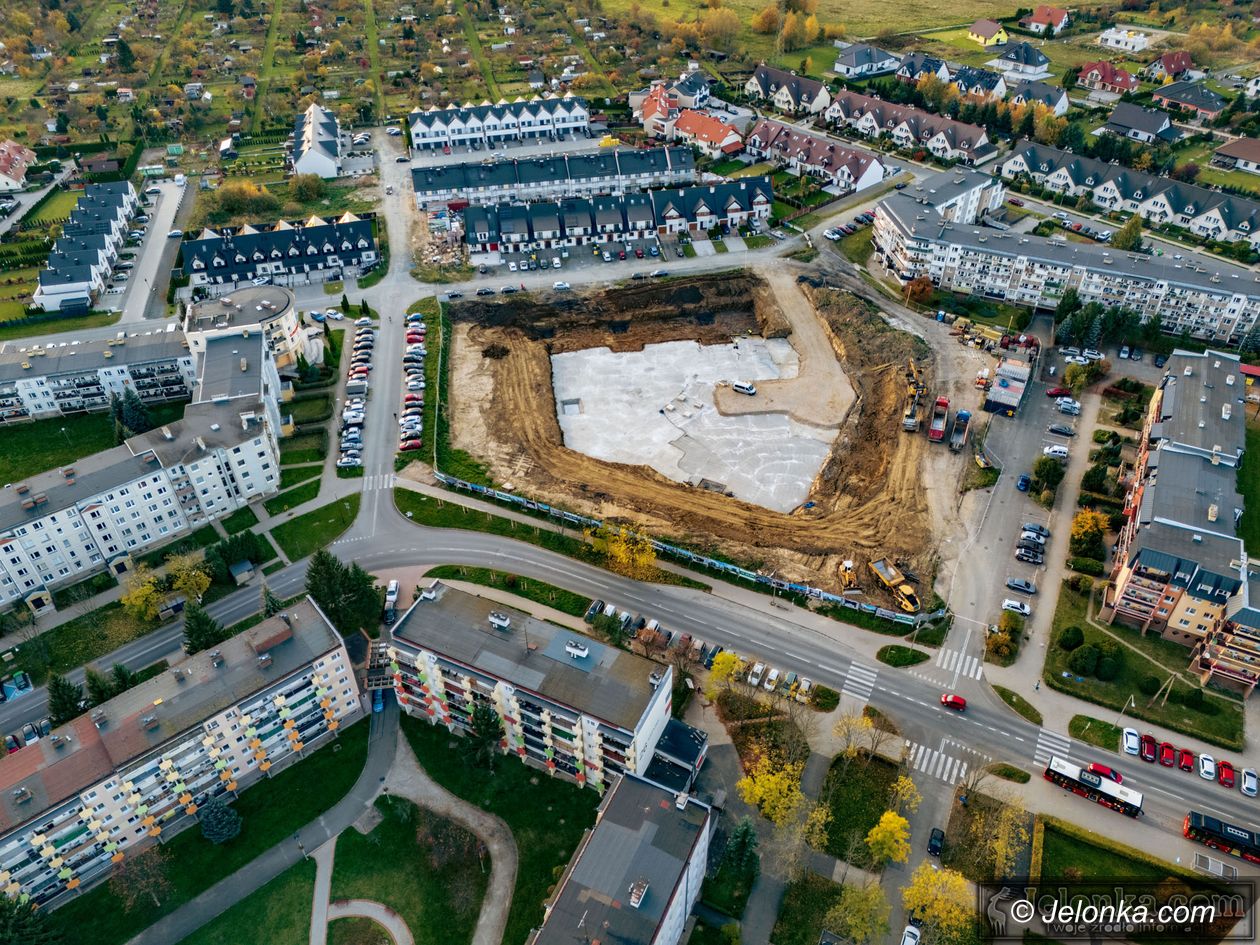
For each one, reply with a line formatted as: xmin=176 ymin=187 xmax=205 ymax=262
xmin=907 ymin=741 xmax=969 ymax=785
xmin=841 ymin=662 xmax=879 ymax=704
xmin=934 ymin=647 xmax=983 ymax=680
xmin=1034 ymin=728 xmax=1072 ymax=765
xmin=363 ymin=473 xmax=396 ymax=491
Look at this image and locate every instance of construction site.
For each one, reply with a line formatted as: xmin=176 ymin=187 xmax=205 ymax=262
xmin=443 ymin=268 xmax=976 ymax=600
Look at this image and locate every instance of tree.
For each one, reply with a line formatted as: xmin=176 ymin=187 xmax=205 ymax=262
xmin=707 ymin=651 xmax=746 ymax=696
xmin=587 ymin=525 xmax=657 ymax=581
xmin=199 ymin=795 xmax=243 ymax=844
xmin=901 ymin=862 xmax=972 ymax=939
xmin=1070 ymin=509 xmax=1108 ymax=559
xmin=48 ymin=673 xmax=84 ymax=726
xmin=182 ymin=602 xmax=225 ymax=655
xmin=290 ymin=173 xmax=327 ymax=202
xmin=779 ymin=11 xmax=807 ymax=51
xmin=966 ymin=796 xmax=1029 ymax=880
xmin=721 ymin=817 xmax=760 ymax=877
xmin=116 ymin=38 xmax=135 ymax=71
xmin=0 ymin=893 xmax=62 ymax=944
xmin=1032 ymin=455 xmax=1065 ymax=492
xmin=699 ymin=8 xmax=740 ymax=51
xmin=467 ymin=700 xmax=504 ymax=770
xmin=1111 ymin=214 xmax=1143 ymax=251
xmin=751 ymin=4 xmax=781 ymax=33
xmin=772 ymin=799 xmax=831 ymax=880
xmin=110 ymin=663 xmax=137 ymax=694
xmin=1063 ymin=362 xmax=1088 ymax=392
xmin=109 ymin=845 xmax=172 ymax=912
xmin=1054 ymin=287 xmax=1081 ymax=323
xmin=865 ymin=810 xmax=910 ymax=864
xmin=261 ymin=581 xmax=283 ymax=617
xmin=359 ymin=299 xmax=369 ymax=316
xmin=304 ymin=550 xmax=383 ymax=636
xmin=736 ymin=756 xmax=805 ymax=826
xmin=340 ymin=293 xmax=351 ymax=313
xmin=890 ymin=774 xmax=922 ymax=814
xmin=166 ymin=552 xmax=211 ymax=603
xmin=906 ymin=275 xmax=934 ymax=302
xmin=120 ymin=388 xmax=152 ymax=434
xmin=120 ymin=565 xmax=163 ymax=621
xmin=85 ymin=668 xmax=113 ymax=707
xmin=823 ymin=882 xmax=890 ymax=945
xmin=831 ymin=712 xmax=874 ymax=762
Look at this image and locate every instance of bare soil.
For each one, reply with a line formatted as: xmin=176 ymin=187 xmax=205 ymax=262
xmin=445 ymin=271 xmax=947 ymax=594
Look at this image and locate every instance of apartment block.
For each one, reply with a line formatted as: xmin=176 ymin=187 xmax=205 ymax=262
xmin=1106 ymin=351 xmax=1260 ymax=694
xmin=183 ymin=285 xmax=315 ymax=373
xmin=34 ymin=182 xmax=139 ymax=313
xmin=411 ymin=147 xmax=695 ymax=209
xmin=873 ymin=170 xmax=1260 ymax=343
xmin=0 ymin=599 xmax=361 ymax=907
xmin=407 ymin=96 xmax=589 ymax=150
xmin=387 ymin=583 xmax=673 ymax=791
xmin=531 ymin=775 xmax=713 ymax=945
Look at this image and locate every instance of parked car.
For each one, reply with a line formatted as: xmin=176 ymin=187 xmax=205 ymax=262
xmin=1015 ymin=549 xmax=1044 ymax=565
xmin=747 ymin=662 xmax=766 ymax=687
xmin=1022 ymin=523 xmax=1050 ymax=538
xmin=1219 ymin=760 xmax=1237 ymax=789
xmin=1046 ymin=387 xmax=1071 ymax=398
xmin=1139 ymin=733 xmax=1157 ymax=762
xmin=167 ymin=229 xmax=183 ymax=238
xmin=1199 ymin=753 xmax=1217 ymax=780
xmin=927 ymin=827 xmax=944 ymax=857
xmin=1016 ymin=474 xmax=1031 ymax=492
xmin=1159 ymin=742 xmax=1176 ymax=766
xmin=1242 ymin=768 xmax=1258 ymax=797
xmin=1178 ymin=748 xmax=1195 ymax=772
xmin=1001 ymin=599 xmax=1031 ymax=617
xmin=1122 ymin=727 xmax=1140 ymax=756
xmin=1005 ymin=578 xmax=1037 ymax=595
xmin=476 ymin=287 xmax=495 ymax=296
xmin=1047 ymin=424 xmax=1075 ymax=437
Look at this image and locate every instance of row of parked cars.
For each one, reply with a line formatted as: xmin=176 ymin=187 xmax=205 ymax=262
xmin=746 ymin=660 xmax=814 ymax=704
xmin=822 ymin=210 xmax=875 ymax=242
xmin=5 ymin=717 xmax=52 ymax=754
xmin=1123 ymin=727 xmax=1258 ymax=795
xmin=398 ymin=310 xmax=427 ymax=452
xmin=338 ymin=318 xmax=378 ymax=468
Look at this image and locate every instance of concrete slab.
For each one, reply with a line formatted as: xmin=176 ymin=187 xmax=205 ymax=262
xmin=551 ymin=338 xmax=836 ymax=513
xmin=691 ymin=240 xmax=717 ymax=257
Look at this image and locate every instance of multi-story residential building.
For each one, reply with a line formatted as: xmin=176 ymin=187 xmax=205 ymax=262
xmin=745 ymin=119 xmax=885 ymax=193
xmin=1018 ymin=5 xmax=1069 ymax=34
xmin=1098 ymin=27 xmax=1150 ymax=53
xmin=0 ymin=330 xmax=283 ymax=612
xmin=988 ymin=43 xmax=1051 ymax=80
xmin=1008 ymin=80 xmax=1069 ymax=116
xmin=1078 ymin=61 xmax=1138 ymax=94
xmin=387 ymin=583 xmax=673 ymax=791
xmin=832 ymin=43 xmax=898 ymax=78
xmin=824 ymin=90 xmax=994 ymax=164
xmin=412 ymin=148 xmax=695 ymax=210
xmin=463 ymin=178 xmax=773 ymax=254
xmin=530 ymin=775 xmax=713 ymax=945
xmin=1213 ymin=138 xmax=1260 ymax=177
xmin=951 ymin=66 xmax=1008 ymax=100
xmin=184 ymin=285 xmax=318 ymax=373
xmin=1106 ymin=351 xmax=1260 ymax=696
xmin=1153 ymin=80 xmax=1226 ymax=121
xmin=1001 ymin=141 xmax=1260 ymax=251
xmin=1100 ymin=102 xmax=1180 ymax=143
xmin=873 ymin=170 xmax=1260 ymax=343
xmin=0 ymin=599 xmax=361 ymax=905
xmin=181 ymin=212 xmax=378 ymax=292
xmin=0 ymin=332 xmax=195 ymax=423
xmin=967 ymin=19 xmax=1008 ymax=47
xmin=896 ymin=54 xmax=951 ymax=85
xmin=0 ymin=139 xmax=35 ymax=191
xmin=290 ymin=103 xmax=342 ymax=179
xmin=744 ymin=65 xmax=830 ymax=115
xmin=407 ymin=96 xmax=589 ymax=150
xmin=34 ymin=182 xmax=139 ymax=312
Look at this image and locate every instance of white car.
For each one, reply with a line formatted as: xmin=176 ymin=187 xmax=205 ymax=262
xmin=168 ymin=229 xmax=183 ymax=239
xmin=251 ymin=276 xmax=270 ymax=286
xmin=1199 ymin=754 xmax=1217 ymax=781
xmin=553 ymin=281 xmax=571 ymax=290
xmin=1042 ymin=445 xmax=1069 ymax=460
xmin=824 ymin=228 xmax=841 ymax=241
xmin=326 ymin=310 xmax=344 ymax=320
xmin=355 ymin=317 xmax=372 ymax=327
xmin=336 ymin=457 xmax=362 ymax=468
xmin=407 ymin=381 xmax=425 ymax=391
xmin=747 ymin=662 xmax=765 ymax=687
xmin=1001 ymin=599 xmax=1031 ymax=617
xmin=1083 ymin=349 xmax=1103 ymax=361
xmin=1242 ymin=768 xmax=1258 ymax=797
xmin=1122 ymin=727 xmax=1140 ymax=756
xmin=387 ymin=127 xmax=402 ymax=136
xmin=508 ymin=261 xmax=518 ymax=272
xmin=1064 ymin=355 xmax=1089 ymax=365
xmin=145 ymin=186 xmax=162 ymax=195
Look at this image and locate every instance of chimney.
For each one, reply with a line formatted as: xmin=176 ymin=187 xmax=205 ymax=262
xmin=240 ymin=357 xmax=248 ymax=372
xmin=628 ymin=880 xmax=649 ymax=908
xmin=1222 ymin=404 xmax=1232 ymax=421
xmin=675 ymin=792 xmax=688 ymax=810
xmin=1208 ymin=504 xmax=1219 ymax=522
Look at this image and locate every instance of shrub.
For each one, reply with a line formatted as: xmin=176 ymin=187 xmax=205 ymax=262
xmin=1096 ymin=656 xmax=1120 ymax=681
xmin=1058 ymin=625 xmax=1084 ymax=651
xmin=1138 ymin=675 xmax=1161 ymax=696
xmin=1069 ymin=557 xmax=1105 ymax=576
xmin=812 ymin=685 xmax=839 ymax=711
xmin=1068 ymin=643 xmax=1099 ymax=676
xmin=1181 ymin=686 xmax=1205 ymax=710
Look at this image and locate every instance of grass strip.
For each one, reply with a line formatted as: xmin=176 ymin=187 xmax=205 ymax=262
xmin=1068 ymin=714 xmax=1123 ymax=752
xmin=220 ymin=506 xmax=259 ymax=535
xmin=426 ymin=565 xmax=591 ymax=617
xmin=270 ymin=495 xmax=360 ymax=561
xmin=876 ymin=644 xmax=929 ymax=667
xmin=263 ymin=479 xmax=322 ymax=515
xmin=993 ymin=684 xmax=1044 ymax=726
xmin=176 ymin=860 xmax=315 ymax=945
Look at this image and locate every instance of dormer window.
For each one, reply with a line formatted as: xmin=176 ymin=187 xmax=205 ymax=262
xmin=288 ymin=246 xmax=300 ymax=256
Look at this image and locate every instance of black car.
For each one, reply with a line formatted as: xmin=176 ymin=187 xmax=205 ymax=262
xmin=1153 ymin=355 xmax=1167 ymax=368
xmin=1047 ymin=423 xmax=1075 ymax=437
xmin=476 ymin=287 xmax=495 ymax=296
xmin=1017 ymin=539 xmax=1043 ymax=553
xmin=927 ymin=828 xmax=944 ymax=857
xmin=1015 ymin=549 xmax=1044 ymax=565
xmin=446 ymin=291 xmax=464 ymax=300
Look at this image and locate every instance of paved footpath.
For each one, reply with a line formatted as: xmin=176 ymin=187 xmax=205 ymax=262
xmin=309 ymin=837 xmax=338 ymax=945
xmin=328 ymin=900 xmax=415 ymax=945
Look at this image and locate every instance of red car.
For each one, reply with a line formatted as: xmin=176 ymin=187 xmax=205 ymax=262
xmin=1219 ymin=760 xmax=1237 ymax=788
xmin=1178 ymin=748 xmax=1195 ymax=772
xmin=1158 ymin=742 xmax=1176 ymax=766
xmin=635 ymin=247 xmax=645 ymax=258
xmin=1139 ymin=733 xmax=1157 ymax=762
xmin=618 ymin=250 xmax=627 ymax=260
xmin=399 ymin=440 xmax=422 ymax=451
xmin=1046 ymin=387 xmax=1071 ymax=397
xmin=940 ymin=693 xmax=967 ymax=711
xmin=1087 ymin=762 xmax=1122 ymax=784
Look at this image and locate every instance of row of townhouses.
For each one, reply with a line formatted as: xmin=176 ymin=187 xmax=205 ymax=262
xmin=898 ymin=55 xmax=1068 ymax=113
xmin=0 ymin=328 xmax=284 ymax=613
xmin=743 ymin=65 xmax=830 ymax=115
xmin=0 ymin=599 xmax=361 ymax=905
xmin=1107 ymin=351 xmax=1260 ymax=698
xmin=1001 ymin=141 xmax=1260 ymax=252
xmin=410 ymin=147 xmax=696 ymax=209
xmin=180 ymin=212 xmax=379 ymax=293
xmin=407 ymin=96 xmax=590 ymax=150
xmin=744 ymin=118 xmax=886 ymax=193
xmin=872 ymin=167 xmax=1260 ymax=343
xmin=34 ymin=182 xmax=140 ymax=313
xmin=290 ymin=103 xmax=343 ymax=179
xmin=462 ymin=179 xmax=774 ymax=255
xmin=823 ymin=89 xmax=995 ymax=164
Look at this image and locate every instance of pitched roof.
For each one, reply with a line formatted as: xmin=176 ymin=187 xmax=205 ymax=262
xmin=1009 ymin=80 xmax=1066 ymax=107
xmin=749 ymin=64 xmax=826 ymax=106
xmin=1150 ymin=50 xmax=1193 ymax=75
xmin=0 ymin=139 xmax=34 ymax=184
xmin=673 ymin=110 xmax=741 ymax=150
xmin=1154 ymin=80 xmax=1225 ymax=113
xmin=1020 ymin=5 xmax=1068 ymax=26
xmin=1105 ymin=102 xmax=1178 ymax=140
xmin=834 ymin=43 xmax=897 ymax=69
xmin=1216 ymin=137 xmax=1260 ymax=164
xmin=746 ymin=117 xmax=880 ymax=182
xmin=829 ymin=89 xmax=990 ymax=158
xmin=898 ymin=53 xmax=947 ymax=79
xmin=293 ymin=102 xmax=340 ymax=164
xmin=953 ymin=66 xmax=1004 ymax=92
xmin=970 ymin=18 xmax=1005 ymax=38
xmin=998 ymin=42 xmax=1049 ymax=67
xmin=1079 ymin=60 xmax=1137 ymax=90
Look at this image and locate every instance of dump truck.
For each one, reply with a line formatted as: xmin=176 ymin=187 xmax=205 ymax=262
xmin=949 ymin=409 xmax=972 ymax=452
xmin=927 ymin=397 xmax=950 ymax=443
xmin=868 ymin=558 xmax=920 ymax=614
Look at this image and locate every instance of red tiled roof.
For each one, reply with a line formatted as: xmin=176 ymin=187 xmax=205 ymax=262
xmin=1021 ymin=5 xmax=1068 ymax=26
xmin=0 ymin=140 xmax=35 ymax=186
xmin=1079 ymin=61 xmax=1137 ymax=90
xmin=673 ymin=110 xmax=740 ymax=147
xmin=1155 ymin=50 xmax=1193 ymax=74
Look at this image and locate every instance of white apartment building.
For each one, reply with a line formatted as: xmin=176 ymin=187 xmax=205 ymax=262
xmin=0 ymin=599 xmax=361 ymax=907
xmin=183 ymin=286 xmax=316 ymax=374
xmin=291 ymin=103 xmax=342 ymax=179
xmin=34 ymin=182 xmax=139 ymax=313
xmin=407 ymin=96 xmax=589 ymax=150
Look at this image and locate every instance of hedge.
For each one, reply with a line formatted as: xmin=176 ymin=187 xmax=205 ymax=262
xmin=1068 ymin=557 xmax=1105 ymax=576
xmin=1038 ymin=816 xmax=1205 ymax=884
xmin=812 ymin=685 xmax=839 ymax=712
xmin=1077 ymin=491 xmax=1124 ymax=512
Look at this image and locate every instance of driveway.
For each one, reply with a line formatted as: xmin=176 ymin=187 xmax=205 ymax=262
xmin=116 ymin=180 xmax=188 ymax=323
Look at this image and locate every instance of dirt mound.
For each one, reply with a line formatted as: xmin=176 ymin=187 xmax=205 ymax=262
xmin=445 ymin=273 xmax=937 ymax=593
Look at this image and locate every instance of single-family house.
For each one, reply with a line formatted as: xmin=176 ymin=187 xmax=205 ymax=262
xmin=833 ymin=43 xmax=899 ymax=79
xmin=989 ymin=42 xmax=1051 ymax=80
xmin=1212 ymin=137 xmax=1260 ymax=177
xmin=745 ymin=118 xmax=884 ymax=192
xmin=1019 ymin=6 xmax=1069 ymax=34
xmin=1008 ymin=80 xmax=1069 ymax=116
xmin=1100 ymin=102 xmax=1180 ymax=143
xmin=896 ymin=54 xmax=950 ymax=85
xmin=672 ymin=110 xmax=743 ymax=158
xmin=1098 ymin=28 xmax=1149 ymax=53
xmin=1145 ymin=51 xmax=1195 ymax=82
xmin=1247 ymin=76 xmax=1260 ymax=100
xmin=967 ymin=19 xmax=1008 ymax=47
xmin=744 ymin=64 xmax=830 ymax=114
xmin=1078 ymin=61 xmax=1138 ymax=94
xmin=670 ymin=70 xmax=711 ymax=109
xmin=116 ymin=87 xmax=134 ymax=103
xmin=0 ymin=140 xmax=35 ymax=191
xmin=1152 ymin=81 xmax=1226 ymax=121
xmin=952 ymin=66 xmax=1008 ymax=100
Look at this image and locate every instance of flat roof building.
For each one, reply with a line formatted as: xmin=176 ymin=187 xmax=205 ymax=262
xmin=183 ymin=285 xmax=315 ymax=373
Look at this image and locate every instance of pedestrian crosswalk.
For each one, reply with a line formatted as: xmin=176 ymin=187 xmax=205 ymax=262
xmin=1034 ymin=728 xmax=1071 ymax=765
xmin=935 ymin=647 xmax=983 ymax=680
xmin=841 ymin=662 xmax=879 ymax=704
xmin=363 ymin=473 xmax=395 ymax=491
xmin=906 ymin=741 xmax=970 ymax=785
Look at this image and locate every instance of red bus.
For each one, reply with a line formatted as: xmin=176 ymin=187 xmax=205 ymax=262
xmin=1184 ymin=811 xmax=1260 ymax=864
xmin=1044 ymin=756 xmax=1144 ymax=817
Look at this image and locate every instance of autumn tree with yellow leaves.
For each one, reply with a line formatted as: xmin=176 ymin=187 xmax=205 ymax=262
xmin=902 ymin=862 xmax=973 ymax=939
xmin=824 ymin=882 xmax=890 ymax=945
xmin=165 ymin=552 xmax=211 ymax=604
xmin=586 ymin=524 xmax=658 ymax=580
xmin=120 ymin=565 xmax=164 ymax=622
xmin=737 ymin=756 xmax=805 ymax=826
xmin=865 ymin=810 xmax=911 ymax=864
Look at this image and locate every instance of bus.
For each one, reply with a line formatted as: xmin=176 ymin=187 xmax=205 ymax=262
xmin=1184 ymin=811 xmax=1260 ymax=864
xmin=1043 ymin=756 xmax=1144 ymax=817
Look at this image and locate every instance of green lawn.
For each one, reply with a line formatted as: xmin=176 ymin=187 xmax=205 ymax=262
xmin=0 ymin=402 xmax=186 ymax=484
xmin=1039 ymin=821 xmax=1197 ymax=884
xmin=288 ymin=394 xmax=332 ymax=424
xmin=135 ymin=523 xmax=221 ymax=568
xmin=9 ymin=601 xmax=159 ymax=685
xmin=743 ymin=234 xmax=775 ymax=250
xmin=51 ymin=722 xmax=369 ymax=945
xmin=425 ymin=566 xmax=590 ymax=618
xmin=220 ymin=506 xmax=260 ymax=535
xmin=176 ymin=860 xmax=315 ymax=945
xmin=820 ymin=755 xmax=899 ymax=859
xmin=331 ymin=796 xmax=487 ymax=945
xmin=264 ymin=479 xmax=322 ymax=515
xmin=993 ymin=684 xmax=1043 ymax=726
xmin=278 ymin=464 xmax=323 ymax=490
xmin=269 ymin=495 xmax=359 ymax=560
xmin=702 ymin=859 xmax=758 ymax=919
xmin=876 ymin=644 xmax=929 ymax=667
xmin=1068 ymin=714 xmax=1123 ymax=752
xmin=328 ymin=918 xmax=391 ymax=945
xmin=280 ymin=431 xmax=328 ymax=466
xmin=838 ymin=228 xmax=874 ymax=265
xmin=26 ymin=189 xmax=79 ymax=223
xmin=402 ymin=715 xmax=600 ymax=945
xmin=771 ymin=873 xmax=845 ymax=945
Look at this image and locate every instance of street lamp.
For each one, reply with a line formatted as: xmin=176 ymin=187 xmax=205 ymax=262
xmin=1113 ymin=694 xmax=1135 ymax=727
xmin=59 ymin=427 xmax=70 ymax=447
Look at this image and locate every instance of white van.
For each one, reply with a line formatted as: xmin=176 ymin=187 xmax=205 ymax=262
xmin=732 ymin=381 xmax=757 ymax=396
xmin=385 ymin=580 xmax=400 ymax=605
xmin=1043 ymin=445 xmax=1069 ymax=461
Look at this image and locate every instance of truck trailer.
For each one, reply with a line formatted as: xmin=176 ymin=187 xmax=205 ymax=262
xmin=927 ymin=397 xmax=950 ymax=443
xmin=868 ymin=558 xmax=921 ymax=614
xmin=948 ymin=410 xmax=972 ymax=452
